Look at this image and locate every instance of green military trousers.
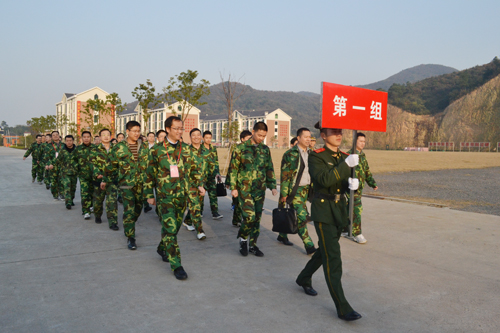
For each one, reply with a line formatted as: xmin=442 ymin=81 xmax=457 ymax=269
xmin=94 ymin=183 xmax=118 ymax=227
xmin=61 ymin=174 xmax=77 ymax=205
xmin=237 ymin=190 xmax=265 ymax=247
xmin=157 ymin=196 xmax=187 ymax=271
xmin=279 ymin=185 xmax=314 ymax=249
xmin=79 ymin=178 xmax=94 ymax=215
xmin=296 ymin=221 xmax=354 ymax=317
xmin=32 ymin=161 xmax=44 ymax=182
xmin=231 ymin=196 xmax=242 ymax=226
xmin=121 ymin=185 xmax=143 ymax=238
xmin=201 ymin=175 xmax=218 ymax=214
xmin=184 ymin=193 xmax=204 ymax=233
xmin=50 ymin=168 xmax=62 ymax=198
xmin=348 ymin=192 xmax=363 ymax=237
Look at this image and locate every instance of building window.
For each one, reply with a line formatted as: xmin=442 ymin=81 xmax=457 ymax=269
xmin=94 ymin=94 xmax=99 ymax=100
xmin=275 ymin=121 xmax=278 ymax=126
xmin=275 ymin=114 xmax=278 ymax=119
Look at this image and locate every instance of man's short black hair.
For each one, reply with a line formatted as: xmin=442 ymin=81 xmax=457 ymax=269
xmin=253 ymin=121 xmax=268 ymax=132
xmin=190 ymin=128 xmax=201 ymax=136
xmin=65 ymin=135 xmax=74 ymax=140
xmin=36 ymin=134 xmax=42 ymax=138
xmin=296 ymin=127 xmax=310 ymax=137
xmin=290 ymin=137 xmax=297 ymax=145
xmin=126 ymin=120 xmax=141 ymax=131
xmin=117 ymin=132 xmax=125 ymax=138
xmin=99 ymin=128 xmax=111 ymax=136
xmin=147 ymin=132 xmax=155 ymax=137
xmin=51 ymin=131 xmax=59 ymax=135
xmin=357 ymin=132 xmax=366 ymax=139
xmin=203 ymin=130 xmax=212 ymax=137
xmin=156 ymin=129 xmax=166 ymax=137
xmin=240 ymin=130 xmax=252 ymax=140
xmin=82 ymin=131 xmax=92 ymax=137
xmin=45 ymin=133 xmax=51 ymax=137
xmin=164 ymin=116 xmax=182 ymax=129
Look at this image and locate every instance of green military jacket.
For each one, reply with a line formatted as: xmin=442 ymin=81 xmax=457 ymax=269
xmin=204 ymin=144 xmax=220 ymax=176
xmin=75 ymin=143 xmax=96 ymax=180
xmin=229 ymin=138 xmax=276 ymax=193
xmin=189 ymin=144 xmax=209 ymax=186
xmin=55 ymin=144 xmax=78 ymax=177
xmin=280 ymin=145 xmax=310 ymax=198
xmin=347 ymin=149 xmax=377 ymax=192
xmin=144 ymin=141 xmax=201 ymax=200
xmin=309 ymin=145 xmax=351 ymax=228
xmin=91 ymin=143 xmax=115 ymax=183
xmin=40 ymin=142 xmax=52 ymax=165
xmin=104 ymin=140 xmax=149 ymax=189
xmin=45 ymin=141 xmax=64 ymax=167
xmin=24 ymin=142 xmax=43 ymax=161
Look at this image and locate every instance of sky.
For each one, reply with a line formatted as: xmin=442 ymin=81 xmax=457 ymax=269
xmin=0 ymin=0 xmax=499 ymax=126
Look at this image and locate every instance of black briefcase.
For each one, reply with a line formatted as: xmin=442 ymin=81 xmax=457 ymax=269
xmin=272 ymin=205 xmax=298 ymax=234
xmin=216 ymin=182 xmax=227 ymax=196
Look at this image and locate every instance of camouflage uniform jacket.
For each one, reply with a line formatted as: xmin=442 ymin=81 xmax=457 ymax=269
xmin=40 ymin=143 xmax=52 ymax=165
xmin=91 ymin=143 xmax=116 ymax=183
xmin=45 ymin=141 xmax=64 ymax=166
xmin=55 ymin=145 xmax=79 ymax=176
xmin=205 ymin=144 xmax=220 ymax=176
xmin=229 ymin=138 xmax=276 ymax=193
xmin=75 ymin=143 xmax=96 ymax=180
xmin=144 ymin=141 xmax=201 ymax=200
xmin=347 ymin=149 xmax=377 ymax=192
xmin=24 ymin=142 xmax=43 ymax=161
xmin=104 ymin=140 xmax=149 ymax=189
xmin=189 ymin=144 xmax=209 ymax=186
xmin=280 ymin=145 xmax=310 ymax=198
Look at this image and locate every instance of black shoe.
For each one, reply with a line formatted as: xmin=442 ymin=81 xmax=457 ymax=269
xmin=157 ymin=248 xmax=169 ymax=262
xmin=118 ymin=197 xmax=123 ymax=204
xmin=46 ymin=184 xmax=50 ymax=190
xmin=95 ymin=217 xmax=102 ymax=224
xmin=338 ymin=311 xmax=362 ymax=321
xmin=212 ymin=212 xmax=223 ymax=220
xmin=66 ymin=204 xmax=71 ymax=210
xmin=296 ymin=281 xmax=318 ymax=296
xmin=173 ymin=266 xmax=188 ymax=280
xmin=109 ymin=224 xmax=119 ymax=231
xmin=306 ymin=246 xmax=317 ymax=255
xmin=127 ymin=237 xmax=137 ymax=250
xmin=239 ymin=239 xmax=248 ymax=256
xmin=71 ymin=202 xmax=75 ymax=206
xmin=249 ymin=246 xmax=264 ymax=257
xmin=144 ymin=206 xmax=152 ymax=213
xmin=277 ymin=235 xmax=293 ymax=246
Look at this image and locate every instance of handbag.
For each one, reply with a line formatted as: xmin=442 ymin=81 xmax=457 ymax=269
xmin=216 ymin=182 xmax=227 ymax=196
xmin=272 ymin=204 xmax=298 ymax=234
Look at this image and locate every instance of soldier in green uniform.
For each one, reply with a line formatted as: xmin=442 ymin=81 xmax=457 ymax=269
xmin=102 ymin=121 xmax=149 ymax=250
xmin=143 ymin=132 xmax=157 ymax=214
xmin=55 ymin=135 xmax=79 ymax=209
xmin=225 ymin=130 xmax=252 ymax=227
xmin=277 ymin=127 xmax=316 ymax=254
xmin=42 ymin=134 xmax=53 ymax=190
xmin=345 ymin=132 xmax=378 ymax=244
xmin=202 ymin=131 xmax=223 ymax=220
xmin=93 ymin=128 xmax=119 ymax=230
xmin=145 ymin=116 xmax=202 ymax=280
xmin=75 ymin=131 xmax=95 ymax=219
xmin=295 ymin=122 xmax=362 ymax=322
xmin=183 ymin=128 xmax=209 ymax=239
xmin=229 ymin=122 xmax=277 ymax=257
xmin=46 ymin=131 xmax=64 ymax=200
xmin=23 ymin=134 xmax=44 ymax=184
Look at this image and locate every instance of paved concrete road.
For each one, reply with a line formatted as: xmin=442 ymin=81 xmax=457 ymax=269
xmin=1 ymin=147 xmax=499 ymax=333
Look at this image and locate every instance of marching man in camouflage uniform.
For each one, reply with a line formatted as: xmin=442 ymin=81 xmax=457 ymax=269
xmin=277 ymin=127 xmax=317 ymax=255
xmin=183 ymin=128 xmax=209 ymax=240
xmin=75 ymin=131 xmax=95 ymax=220
xmin=46 ymin=131 xmax=64 ymax=200
xmin=42 ymin=134 xmax=53 ymax=190
xmin=102 ymin=121 xmax=149 ymax=250
xmin=202 ymin=131 xmax=223 ymax=220
xmin=145 ymin=116 xmax=203 ymax=280
xmin=229 ymin=122 xmax=277 ymax=257
xmin=94 ymin=128 xmax=119 ymax=230
xmin=345 ymin=132 xmax=378 ymax=244
xmin=23 ymin=134 xmax=44 ymax=184
xmin=55 ymin=135 xmax=79 ymax=209
xmin=295 ymin=122 xmax=362 ymax=322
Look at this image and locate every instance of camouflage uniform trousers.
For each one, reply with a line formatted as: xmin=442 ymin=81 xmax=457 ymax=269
xmin=184 ymin=193 xmax=204 ymax=233
xmin=32 ymin=161 xmax=44 ymax=182
xmin=79 ymin=178 xmax=94 ymax=215
xmin=50 ymin=168 xmax=63 ymax=198
xmin=279 ymin=185 xmax=314 ymax=249
xmin=44 ymin=168 xmax=51 ymax=186
xmin=237 ymin=190 xmax=265 ymax=247
xmin=350 ymin=191 xmax=363 ymax=237
xmin=121 ymin=185 xmax=143 ymax=238
xmin=61 ymin=174 xmax=77 ymax=205
xmin=93 ymin=183 xmax=118 ymax=227
xmin=232 ymin=196 xmax=242 ymax=226
xmin=201 ymin=175 xmax=218 ymax=214
xmin=156 ymin=196 xmax=187 ymax=271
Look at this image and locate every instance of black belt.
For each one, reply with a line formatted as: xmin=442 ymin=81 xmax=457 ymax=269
xmin=314 ymin=192 xmax=344 ymax=201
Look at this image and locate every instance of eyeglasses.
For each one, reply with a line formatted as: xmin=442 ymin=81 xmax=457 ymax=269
xmin=171 ymin=127 xmax=184 ymax=132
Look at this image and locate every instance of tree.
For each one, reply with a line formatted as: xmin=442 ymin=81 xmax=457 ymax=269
xmin=26 ymin=115 xmax=57 ymax=135
xmin=132 ymin=80 xmax=160 ymax=134
xmin=80 ymin=93 xmax=120 ymax=137
xmin=221 ymin=121 xmax=240 ymax=147
xmin=1 ymin=120 xmax=8 ymax=128
xmin=219 ymin=72 xmax=246 ymax=147
xmin=162 ymin=70 xmax=210 ymax=122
